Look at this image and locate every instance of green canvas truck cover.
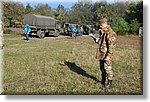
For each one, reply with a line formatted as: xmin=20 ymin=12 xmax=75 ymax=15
xmin=23 ymin=14 xmax=56 ymax=27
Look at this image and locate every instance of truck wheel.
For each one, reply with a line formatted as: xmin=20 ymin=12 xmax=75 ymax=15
xmin=37 ymin=30 xmax=45 ymax=38
xmin=54 ymin=33 xmax=59 ymax=37
xmin=40 ymin=31 xmax=45 ymax=38
xmin=54 ymin=30 xmax=60 ymax=37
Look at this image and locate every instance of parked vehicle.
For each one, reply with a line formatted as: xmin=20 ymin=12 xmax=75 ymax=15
xmin=23 ymin=14 xmax=61 ymax=38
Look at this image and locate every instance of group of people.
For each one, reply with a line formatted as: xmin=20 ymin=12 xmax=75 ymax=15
xmin=65 ymin=24 xmax=96 ymax=39
xmin=23 ymin=18 xmax=117 ymax=90
xmin=65 ymin=25 xmax=82 ymax=39
xmin=23 ymin=24 xmax=94 ymax=40
xmin=23 ymin=24 xmax=78 ymax=41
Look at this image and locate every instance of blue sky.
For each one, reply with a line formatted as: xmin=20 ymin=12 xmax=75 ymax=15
xmin=12 ymin=0 xmax=116 ymax=8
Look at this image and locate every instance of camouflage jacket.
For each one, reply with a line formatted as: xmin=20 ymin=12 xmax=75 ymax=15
xmin=96 ymin=25 xmax=117 ymax=60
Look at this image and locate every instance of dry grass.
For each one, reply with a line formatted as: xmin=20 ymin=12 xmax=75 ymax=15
xmin=2 ymin=34 xmax=143 ymax=95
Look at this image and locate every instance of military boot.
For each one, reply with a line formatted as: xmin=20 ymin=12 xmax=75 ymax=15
xmin=101 ymin=84 xmax=106 ymax=90
xmin=105 ymin=80 xmax=112 ymax=90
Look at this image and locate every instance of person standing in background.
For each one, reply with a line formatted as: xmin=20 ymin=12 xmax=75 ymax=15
xmin=23 ymin=24 xmax=31 ymax=42
xmin=71 ymin=25 xmax=77 ymax=39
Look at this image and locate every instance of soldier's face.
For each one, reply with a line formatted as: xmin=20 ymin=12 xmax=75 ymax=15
xmin=100 ymin=22 xmax=108 ymax=28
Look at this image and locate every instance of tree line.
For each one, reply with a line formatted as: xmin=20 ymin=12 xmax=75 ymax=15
xmin=2 ymin=0 xmax=143 ymax=35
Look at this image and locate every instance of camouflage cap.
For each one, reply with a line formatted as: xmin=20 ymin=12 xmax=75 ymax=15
xmin=99 ymin=18 xmax=108 ymax=24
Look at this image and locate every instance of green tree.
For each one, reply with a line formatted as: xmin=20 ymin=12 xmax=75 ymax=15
xmin=2 ymin=1 xmax=24 ymax=27
xmin=92 ymin=1 xmax=121 ymax=28
xmin=25 ymin=3 xmax=33 ymax=14
xmin=113 ymin=1 xmax=126 ymax=17
xmin=54 ymin=4 xmax=68 ymax=22
xmin=69 ymin=1 xmax=94 ymax=24
xmin=111 ymin=17 xmax=129 ymax=34
xmin=34 ymin=3 xmax=53 ymax=17
xmin=125 ymin=1 xmax=143 ymax=26
xmin=134 ymin=1 xmax=143 ymax=26
xmin=129 ymin=19 xmax=141 ymax=34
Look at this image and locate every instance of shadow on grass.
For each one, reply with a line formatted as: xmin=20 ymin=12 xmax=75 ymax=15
xmin=64 ymin=61 xmax=100 ymax=83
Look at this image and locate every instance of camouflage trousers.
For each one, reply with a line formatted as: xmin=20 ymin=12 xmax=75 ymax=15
xmin=100 ymin=60 xmax=113 ymax=80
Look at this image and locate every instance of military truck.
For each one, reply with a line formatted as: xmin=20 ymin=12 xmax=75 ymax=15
xmin=23 ymin=14 xmax=61 ymax=38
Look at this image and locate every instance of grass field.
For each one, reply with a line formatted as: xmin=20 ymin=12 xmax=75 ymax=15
xmin=2 ymin=34 xmax=143 ymax=95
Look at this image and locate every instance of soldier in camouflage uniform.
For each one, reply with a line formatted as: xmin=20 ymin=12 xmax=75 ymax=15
xmin=96 ymin=18 xmax=117 ymax=90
